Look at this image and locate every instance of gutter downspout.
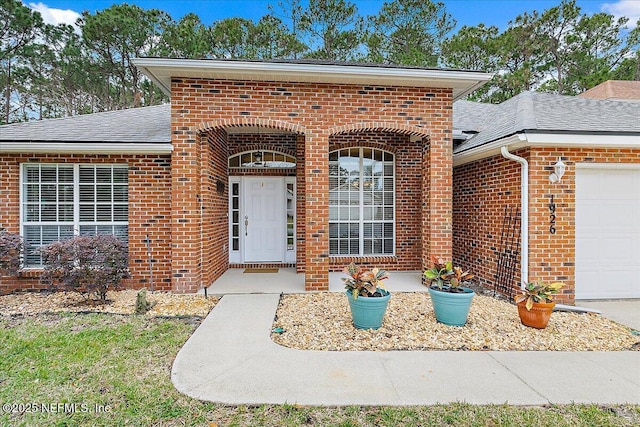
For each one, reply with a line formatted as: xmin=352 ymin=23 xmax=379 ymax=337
xmin=500 ymin=146 xmax=528 ymax=287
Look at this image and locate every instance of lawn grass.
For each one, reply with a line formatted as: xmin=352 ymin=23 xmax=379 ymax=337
xmin=1 ymin=313 xmax=638 ymax=426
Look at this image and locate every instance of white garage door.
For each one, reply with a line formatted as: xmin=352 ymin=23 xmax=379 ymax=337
xmin=575 ymin=165 xmax=640 ymax=299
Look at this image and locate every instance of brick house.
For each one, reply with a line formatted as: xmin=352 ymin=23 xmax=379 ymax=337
xmin=0 ymin=59 xmax=491 ymax=295
xmin=453 ymin=89 xmax=640 ymax=304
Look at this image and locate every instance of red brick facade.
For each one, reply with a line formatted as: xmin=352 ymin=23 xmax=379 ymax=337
xmin=173 ymin=79 xmax=454 ymax=292
xmin=1 ymin=77 xmax=456 ymax=294
xmin=453 ymin=146 xmax=640 ymax=304
xmin=0 ymin=153 xmax=172 ymax=294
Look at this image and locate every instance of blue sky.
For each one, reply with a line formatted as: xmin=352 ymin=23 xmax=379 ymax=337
xmin=25 ymin=0 xmax=640 ymax=30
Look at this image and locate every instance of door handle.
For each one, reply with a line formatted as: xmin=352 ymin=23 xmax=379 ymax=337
xmin=244 ymin=215 xmax=249 ymax=236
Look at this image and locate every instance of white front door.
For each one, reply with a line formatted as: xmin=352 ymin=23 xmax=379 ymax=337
xmin=244 ymin=177 xmax=285 ymax=262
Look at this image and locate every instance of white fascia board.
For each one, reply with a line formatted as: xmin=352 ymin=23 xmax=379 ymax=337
xmin=524 ymin=132 xmax=640 ymax=147
xmin=0 ymin=142 xmax=173 ymax=154
xmin=136 ymin=62 xmax=171 ymax=96
xmin=133 ymin=58 xmax=493 ymax=100
xmin=453 ymin=131 xmax=640 ymax=167
xmin=453 ymin=135 xmax=527 ymax=167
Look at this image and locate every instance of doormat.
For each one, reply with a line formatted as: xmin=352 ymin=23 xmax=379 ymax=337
xmin=243 ymin=268 xmax=279 ymax=273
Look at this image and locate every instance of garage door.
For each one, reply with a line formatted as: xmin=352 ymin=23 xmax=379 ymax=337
xmin=575 ymin=165 xmax=640 ymax=299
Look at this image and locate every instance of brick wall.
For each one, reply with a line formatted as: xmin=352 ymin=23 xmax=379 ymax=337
xmin=453 ymin=146 xmax=640 ymax=304
xmin=172 ymin=78 xmax=453 ymax=292
xmin=296 ymin=133 xmax=306 ymax=272
xmin=2 ymin=77 xmax=456 ymax=294
xmin=0 ymin=153 xmax=172 ymax=295
xmin=228 ymin=133 xmax=297 ymax=157
xmin=528 ymin=147 xmax=640 ymax=303
xmin=200 ymin=129 xmax=229 ymax=288
xmin=453 ymin=150 xmax=526 ymax=299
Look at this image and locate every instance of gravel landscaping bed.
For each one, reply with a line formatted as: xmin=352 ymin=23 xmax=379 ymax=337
xmin=4 ymin=288 xmax=637 ymax=352
xmin=272 ymin=292 xmax=640 ymax=351
xmin=0 ymin=289 xmax=218 ymax=318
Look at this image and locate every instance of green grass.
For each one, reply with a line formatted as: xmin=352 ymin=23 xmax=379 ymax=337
xmin=1 ymin=313 xmax=638 ymax=426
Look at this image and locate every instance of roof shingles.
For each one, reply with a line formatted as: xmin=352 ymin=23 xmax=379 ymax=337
xmin=454 ymin=91 xmax=640 ymax=153
xmin=0 ymin=104 xmax=170 ymax=144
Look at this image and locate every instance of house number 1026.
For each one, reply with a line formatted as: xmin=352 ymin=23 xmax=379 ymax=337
xmin=549 ymin=195 xmax=556 ymax=234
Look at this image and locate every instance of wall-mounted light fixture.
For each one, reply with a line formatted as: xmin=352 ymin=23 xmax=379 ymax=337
xmin=549 ymin=157 xmax=566 ymax=183
xmin=254 ymin=151 xmax=263 ymax=165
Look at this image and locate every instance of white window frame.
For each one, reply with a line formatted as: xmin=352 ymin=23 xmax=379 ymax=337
xmin=20 ymin=163 xmax=129 ymax=268
xmin=228 ymin=150 xmax=296 ymax=169
xmin=329 ymin=147 xmax=396 ymax=257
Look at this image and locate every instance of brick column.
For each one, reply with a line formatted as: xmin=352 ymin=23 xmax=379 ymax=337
xmin=304 ymin=133 xmax=329 ymax=291
xmin=296 ymin=133 xmax=306 ymax=273
xmin=170 ymin=125 xmax=203 ymax=293
xmin=423 ymin=131 xmax=453 ymax=268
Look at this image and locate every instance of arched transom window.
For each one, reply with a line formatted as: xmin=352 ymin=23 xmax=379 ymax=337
xmin=329 ymin=147 xmax=395 ymax=256
xmin=228 ymin=151 xmax=296 ymax=168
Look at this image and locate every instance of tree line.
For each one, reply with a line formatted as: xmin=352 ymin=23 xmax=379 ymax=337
xmin=1 ymin=0 xmax=639 ymax=124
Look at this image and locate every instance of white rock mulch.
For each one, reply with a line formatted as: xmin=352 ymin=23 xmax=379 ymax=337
xmin=0 ymin=289 xmax=218 ymax=318
xmin=271 ymin=292 xmax=639 ymax=351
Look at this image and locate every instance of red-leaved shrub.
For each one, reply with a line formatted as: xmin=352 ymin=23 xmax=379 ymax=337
xmin=0 ymin=231 xmax=23 ymax=276
xmin=41 ymin=234 xmax=129 ymax=302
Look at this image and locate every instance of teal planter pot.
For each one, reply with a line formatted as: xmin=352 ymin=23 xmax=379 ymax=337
xmin=428 ymin=287 xmax=475 ymax=326
xmin=346 ymin=289 xmax=391 ymax=330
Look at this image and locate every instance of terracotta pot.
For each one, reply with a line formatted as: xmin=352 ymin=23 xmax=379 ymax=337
xmin=516 ymin=300 xmax=556 ymax=329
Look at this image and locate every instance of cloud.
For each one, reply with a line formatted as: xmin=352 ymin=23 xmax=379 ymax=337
xmin=27 ymin=2 xmax=81 ymax=27
xmin=602 ymin=0 xmax=640 ymax=28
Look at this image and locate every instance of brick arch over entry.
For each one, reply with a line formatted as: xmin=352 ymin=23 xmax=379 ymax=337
xmin=197 ymin=118 xmax=307 ymax=135
xmin=227 ymin=145 xmax=297 ymax=159
xmin=327 ymin=122 xmax=430 ymax=139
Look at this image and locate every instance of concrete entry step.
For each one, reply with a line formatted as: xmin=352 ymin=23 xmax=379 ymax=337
xmin=202 ymin=269 xmax=427 ymax=295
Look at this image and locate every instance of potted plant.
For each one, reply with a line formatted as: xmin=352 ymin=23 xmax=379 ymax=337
xmin=514 ymin=281 xmax=564 ymax=329
xmin=424 ymin=257 xmax=475 ymax=326
xmin=342 ymin=262 xmax=390 ymax=330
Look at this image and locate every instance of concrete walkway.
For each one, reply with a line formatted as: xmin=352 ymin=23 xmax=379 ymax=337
xmin=578 ymin=300 xmax=640 ymax=331
xmin=172 ymin=294 xmax=640 ymax=406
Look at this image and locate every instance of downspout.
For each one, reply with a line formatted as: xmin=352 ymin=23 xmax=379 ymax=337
xmin=500 ymin=146 xmax=528 ymax=287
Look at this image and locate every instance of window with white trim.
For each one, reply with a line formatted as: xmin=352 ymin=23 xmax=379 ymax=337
xmin=228 ymin=150 xmax=296 ymax=168
xmin=329 ymin=147 xmax=394 ymax=256
xmin=21 ymin=164 xmax=128 ymax=267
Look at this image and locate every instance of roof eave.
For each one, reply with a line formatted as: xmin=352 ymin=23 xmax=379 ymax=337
xmin=453 ymin=134 xmax=527 ymax=166
xmin=133 ymin=58 xmax=493 ymax=100
xmin=453 ymin=130 xmax=640 ymax=167
xmin=0 ymin=142 xmax=173 ymax=154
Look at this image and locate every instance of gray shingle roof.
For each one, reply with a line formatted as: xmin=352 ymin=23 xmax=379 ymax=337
xmin=3 ymin=91 xmax=639 ymax=151
xmin=454 ymin=91 xmax=640 ymax=153
xmin=0 ymin=104 xmax=170 ymax=143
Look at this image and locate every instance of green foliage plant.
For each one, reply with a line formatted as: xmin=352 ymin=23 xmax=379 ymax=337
xmin=342 ymin=262 xmax=389 ymax=299
xmin=424 ymin=256 xmax=474 ymax=292
xmin=515 ymin=281 xmax=564 ymax=311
